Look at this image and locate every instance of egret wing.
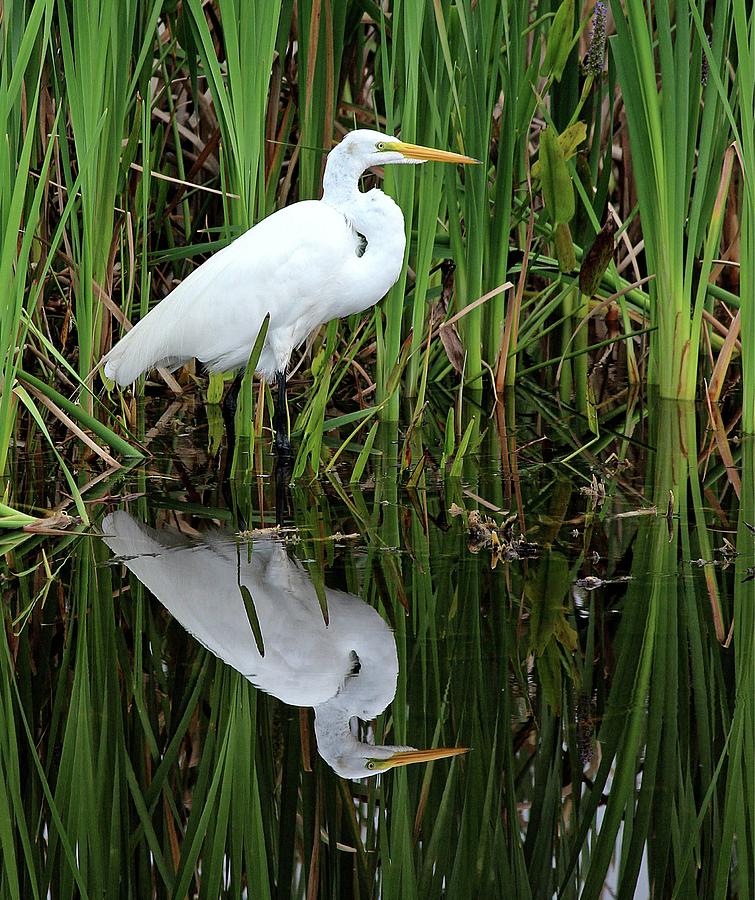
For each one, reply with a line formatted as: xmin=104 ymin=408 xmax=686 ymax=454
xmin=102 ymin=201 xmax=356 ymax=384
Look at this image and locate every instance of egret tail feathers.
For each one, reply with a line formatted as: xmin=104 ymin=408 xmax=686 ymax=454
xmin=101 ymin=296 xmax=191 ymax=386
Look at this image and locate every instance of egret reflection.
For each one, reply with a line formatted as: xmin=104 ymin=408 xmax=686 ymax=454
xmin=102 ymin=511 xmax=466 ymax=779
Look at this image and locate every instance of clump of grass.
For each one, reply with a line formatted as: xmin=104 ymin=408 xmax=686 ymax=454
xmin=0 ymin=0 xmax=55 ymax=483
xmin=55 ymin=0 xmax=162 ymax=381
xmin=609 ymin=0 xmax=733 ymax=400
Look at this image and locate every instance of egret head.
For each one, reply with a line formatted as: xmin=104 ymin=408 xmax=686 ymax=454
xmin=314 ymin=680 xmax=469 ymax=781
xmin=329 ymin=743 xmax=469 ymax=781
xmin=334 ymin=128 xmax=479 ymax=171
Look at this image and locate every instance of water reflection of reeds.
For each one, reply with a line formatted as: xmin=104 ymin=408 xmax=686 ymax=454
xmin=2 ymin=406 xmax=751 ymax=898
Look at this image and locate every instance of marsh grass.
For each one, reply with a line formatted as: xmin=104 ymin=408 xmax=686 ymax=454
xmin=0 ymin=0 xmax=55 ymax=482
xmin=609 ymin=0 xmax=733 ymax=401
xmin=692 ymin=0 xmax=755 ymax=430
xmin=55 ymin=0 xmax=162 ymax=380
xmin=0 ymin=1 xmax=752 ymax=504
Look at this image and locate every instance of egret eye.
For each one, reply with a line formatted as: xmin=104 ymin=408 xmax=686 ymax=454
xmin=376 ymin=141 xmax=385 ymax=151
xmin=366 ymin=761 xmax=376 ymax=770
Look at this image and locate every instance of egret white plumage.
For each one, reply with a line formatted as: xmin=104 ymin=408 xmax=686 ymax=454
xmin=102 ymin=129 xmax=477 ymax=450
xmin=102 ymin=511 xmax=467 ymax=779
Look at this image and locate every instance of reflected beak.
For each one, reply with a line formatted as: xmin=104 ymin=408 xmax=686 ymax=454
xmin=385 ymin=141 xmax=480 ymax=165
xmin=379 ymin=746 xmax=470 ymax=770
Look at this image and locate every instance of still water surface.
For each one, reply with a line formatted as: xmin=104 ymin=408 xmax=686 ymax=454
xmin=3 ymin=401 xmax=751 ymax=898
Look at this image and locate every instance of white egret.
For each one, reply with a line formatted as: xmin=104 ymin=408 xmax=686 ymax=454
xmin=102 ymin=511 xmax=467 ymax=779
xmin=102 ymin=130 xmax=478 ymax=451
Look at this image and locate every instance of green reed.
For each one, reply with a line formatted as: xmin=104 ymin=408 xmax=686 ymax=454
xmin=184 ymin=0 xmax=280 ymax=230
xmin=609 ymin=0 xmax=733 ymax=400
xmin=692 ymin=0 xmax=755 ymax=430
xmin=724 ymin=437 xmax=754 ymax=898
xmin=375 ymin=1 xmax=423 ymax=421
xmin=55 ymin=0 xmax=161 ymax=381
xmin=0 ymin=0 xmax=54 ymax=482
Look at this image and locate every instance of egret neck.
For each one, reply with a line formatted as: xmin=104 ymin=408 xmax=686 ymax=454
xmin=321 ymin=149 xmax=407 ymax=315
xmin=313 ymin=696 xmax=414 ymax=779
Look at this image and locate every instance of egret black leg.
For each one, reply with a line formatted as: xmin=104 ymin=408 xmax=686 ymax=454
xmin=274 ymin=452 xmax=292 ymax=526
xmin=273 ymin=370 xmax=291 ymax=455
xmin=221 ymin=370 xmax=245 ymax=449
xmin=223 ymin=371 xmax=244 ymax=415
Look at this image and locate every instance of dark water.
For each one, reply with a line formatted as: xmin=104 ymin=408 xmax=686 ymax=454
xmin=2 ymin=399 xmax=752 ymax=898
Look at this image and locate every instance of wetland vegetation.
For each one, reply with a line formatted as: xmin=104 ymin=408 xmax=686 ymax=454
xmin=1 ymin=1 xmax=753 ymax=897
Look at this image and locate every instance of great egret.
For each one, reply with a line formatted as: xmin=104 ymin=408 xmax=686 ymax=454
xmin=102 ymin=130 xmax=478 ymax=450
xmin=102 ymin=511 xmax=467 ymax=779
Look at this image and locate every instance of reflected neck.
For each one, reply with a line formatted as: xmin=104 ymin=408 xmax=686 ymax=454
xmin=313 ymin=699 xmax=365 ymax=768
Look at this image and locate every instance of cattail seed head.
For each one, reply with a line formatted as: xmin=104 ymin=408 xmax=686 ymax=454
xmin=587 ymin=1 xmax=607 ymax=76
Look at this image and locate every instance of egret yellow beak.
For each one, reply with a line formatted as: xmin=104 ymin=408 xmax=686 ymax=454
xmin=384 ymin=141 xmax=480 ymax=165
xmin=372 ymin=746 xmax=470 ymax=771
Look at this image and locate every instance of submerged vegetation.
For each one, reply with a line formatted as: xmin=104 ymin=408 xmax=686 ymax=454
xmin=1 ymin=1 xmax=754 ymax=897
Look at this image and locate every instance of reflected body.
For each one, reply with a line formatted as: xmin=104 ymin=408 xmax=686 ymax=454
xmin=102 ymin=511 xmax=465 ymax=778
xmin=102 ymin=129 xmax=476 ymax=447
